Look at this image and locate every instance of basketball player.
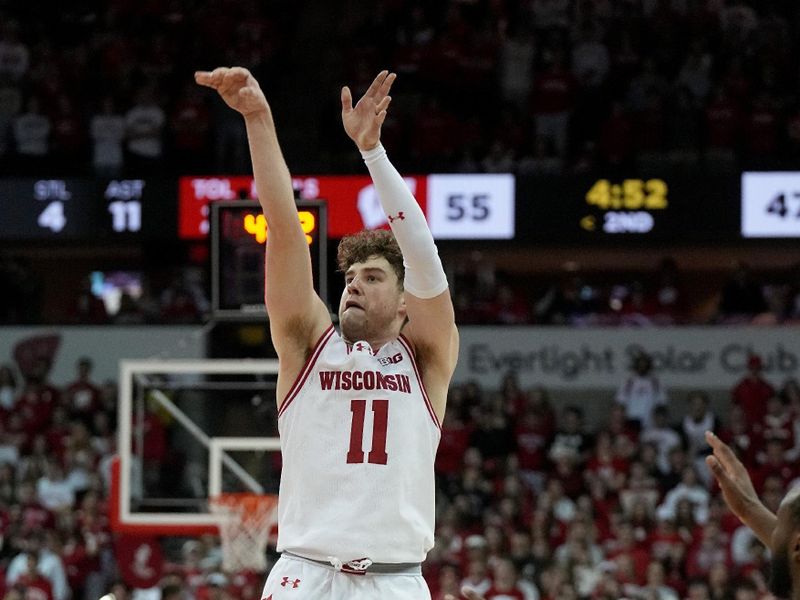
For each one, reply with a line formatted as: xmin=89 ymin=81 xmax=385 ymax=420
xmin=706 ymin=430 xmax=800 ymax=598
xmin=194 ymin=67 xmax=458 ymax=599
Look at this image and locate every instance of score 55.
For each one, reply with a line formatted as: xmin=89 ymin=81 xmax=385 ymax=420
xmin=243 ymin=210 xmax=317 ymax=244
xmin=426 ymin=174 xmax=515 ymax=239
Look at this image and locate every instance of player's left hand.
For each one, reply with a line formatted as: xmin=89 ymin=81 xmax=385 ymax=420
xmin=341 ymin=70 xmax=396 ymax=151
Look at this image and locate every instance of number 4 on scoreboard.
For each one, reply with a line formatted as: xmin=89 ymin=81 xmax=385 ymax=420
xmin=766 ymin=192 xmax=800 ymax=219
xmin=37 ymin=201 xmax=66 ymax=232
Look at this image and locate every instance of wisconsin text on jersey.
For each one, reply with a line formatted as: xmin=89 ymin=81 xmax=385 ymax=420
xmin=318 ymin=370 xmax=412 ymax=393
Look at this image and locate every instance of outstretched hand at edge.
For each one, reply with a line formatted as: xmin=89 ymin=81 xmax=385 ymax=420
xmin=341 ymin=70 xmax=396 ymax=151
xmin=705 ymin=430 xmax=777 ymax=547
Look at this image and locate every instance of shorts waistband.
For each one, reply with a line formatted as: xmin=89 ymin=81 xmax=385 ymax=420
xmin=282 ymin=551 xmax=422 ymax=576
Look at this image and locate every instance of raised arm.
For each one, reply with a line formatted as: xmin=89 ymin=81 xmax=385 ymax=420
xmin=195 ymin=68 xmax=330 ymax=360
xmin=705 ymin=431 xmax=777 ymax=548
xmin=341 ymin=71 xmax=458 ymax=419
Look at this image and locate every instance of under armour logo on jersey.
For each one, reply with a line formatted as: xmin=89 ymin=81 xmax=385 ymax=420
xmin=353 ymin=342 xmax=373 ymax=355
xmin=281 ymin=577 xmax=301 ymax=588
xmin=387 ymin=211 xmax=405 ymax=223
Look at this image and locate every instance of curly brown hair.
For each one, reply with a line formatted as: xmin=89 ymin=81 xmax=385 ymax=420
xmin=337 ymin=229 xmax=404 ymax=288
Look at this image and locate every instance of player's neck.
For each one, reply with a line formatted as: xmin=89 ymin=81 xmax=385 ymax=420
xmin=342 ymin=327 xmax=400 ymax=352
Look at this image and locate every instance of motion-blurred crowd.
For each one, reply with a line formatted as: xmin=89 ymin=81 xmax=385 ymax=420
xmin=0 ymin=348 xmax=797 ymax=599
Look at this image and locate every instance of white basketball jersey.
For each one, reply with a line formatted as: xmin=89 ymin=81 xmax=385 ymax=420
xmin=276 ymin=325 xmax=441 ymax=564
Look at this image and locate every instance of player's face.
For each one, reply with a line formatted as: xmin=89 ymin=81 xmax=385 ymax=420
xmin=339 ymin=255 xmax=405 ymax=343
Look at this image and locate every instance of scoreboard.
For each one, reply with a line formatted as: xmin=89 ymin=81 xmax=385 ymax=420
xmin=179 ymin=174 xmax=515 ymax=241
xmin=514 ymin=174 xmax=742 ymax=243
xmin=210 ymin=200 xmax=327 ymax=319
xmin=0 ymin=178 xmax=175 ymax=240
xmin=3 ymin=172 xmax=800 ymax=245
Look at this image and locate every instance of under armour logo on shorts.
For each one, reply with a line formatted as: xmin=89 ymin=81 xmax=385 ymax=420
xmin=387 ymin=212 xmax=405 ymax=223
xmin=281 ymin=577 xmax=301 ymax=588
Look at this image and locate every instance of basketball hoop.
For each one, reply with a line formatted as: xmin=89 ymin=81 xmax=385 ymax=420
xmin=209 ymin=493 xmax=278 ymax=572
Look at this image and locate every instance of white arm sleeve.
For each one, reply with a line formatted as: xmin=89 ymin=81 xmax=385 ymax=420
xmin=360 ymin=143 xmax=448 ymax=299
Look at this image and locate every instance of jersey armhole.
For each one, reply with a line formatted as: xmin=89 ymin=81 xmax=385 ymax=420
xmin=398 ymin=334 xmax=441 ymax=430
xmin=278 ymin=325 xmax=335 ymax=417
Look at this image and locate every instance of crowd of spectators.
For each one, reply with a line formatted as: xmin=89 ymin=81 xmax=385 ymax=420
xmin=424 ymin=362 xmax=800 ymax=600
xmin=0 ymin=356 xmax=117 ymax=599
xmin=3 ymin=253 xmax=800 ymax=327
xmin=453 ymin=258 xmax=800 ymax=327
xmin=0 ymin=346 xmax=798 ymax=599
xmin=1 ymin=0 xmax=799 ymax=176
xmin=0 ymin=261 xmax=210 ymax=326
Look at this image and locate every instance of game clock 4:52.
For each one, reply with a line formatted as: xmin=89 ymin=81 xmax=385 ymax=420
xmin=581 ymin=178 xmax=669 ymax=235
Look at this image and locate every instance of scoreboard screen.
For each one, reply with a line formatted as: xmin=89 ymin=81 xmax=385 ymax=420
xmin=211 ymin=200 xmax=328 ymax=319
xmin=515 ymin=174 xmax=741 ymax=243
xmin=741 ymin=172 xmax=800 ymax=238
xmin=180 ymin=174 xmax=515 ymax=240
xmin=0 ymin=178 xmax=175 ymax=240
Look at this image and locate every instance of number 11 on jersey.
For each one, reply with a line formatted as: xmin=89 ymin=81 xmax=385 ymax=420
xmin=347 ymin=399 xmax=388 ymax=465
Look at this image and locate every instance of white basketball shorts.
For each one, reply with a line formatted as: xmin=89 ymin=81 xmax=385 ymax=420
xmin=261 ymin=553 xmax=432 ymax=599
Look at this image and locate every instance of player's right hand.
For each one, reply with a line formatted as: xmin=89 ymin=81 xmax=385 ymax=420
xmin=195 ymin=67 xmax=268 ymax=117
xmin=705 ymin=431 xmax=761 ymax=520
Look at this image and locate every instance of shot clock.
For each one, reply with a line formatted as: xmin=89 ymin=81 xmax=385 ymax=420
xmin=210 ymin=200 xmax=328 ymax=319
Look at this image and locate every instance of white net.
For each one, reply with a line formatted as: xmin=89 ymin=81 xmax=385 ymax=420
xmin=209 ymin=493 xmax=278 ymax=572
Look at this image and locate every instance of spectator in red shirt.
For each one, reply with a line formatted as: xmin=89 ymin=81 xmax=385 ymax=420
xmin=484 ymin=558 xmax=527 ymax=600
xmin=753 ymin=395 xmax=793 ymax=451
xmin=731 ymin=354 xmax=775 ymax=426
xmin=410 ymin=96 xmax=460 ymax=170
xmin=12 ymin=553 xmax=54 ymax=600
xmin=752 ymin=439 xmax=797 ymax=494
xmin=433 ymin=563 xmax=462 ymax=600
xmin=515 ymin=405 xmax=551 ymax=494
xmin=50 ymin=94 xmax=84 ymax=171
xmin=717 ymin=405 xmax=758 ymax=467
xmin=436 ymin=409 xmax=471 ymax=479
xmin=585 ymin=431 xmax=628 ymax=493
xmin=598 ymin=101 xmax=635 ymax=169
xmin=686 ymin=521 xmax=733 ymax=579
xmin=170 ymin=82 xmax=210 ymax=172
xmin=704 ymin=85 xmax=742 ymax=158
xmin=531 ymin=51 xmax=575 ymax=158
xmin=745 ymin=92 xmax=780 ymax=160
xmin=64 ymin=357 xmax=101 ymax=425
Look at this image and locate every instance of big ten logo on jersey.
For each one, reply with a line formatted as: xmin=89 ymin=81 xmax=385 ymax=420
xmin=378 ymin=352 xmax=403 ymax=366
